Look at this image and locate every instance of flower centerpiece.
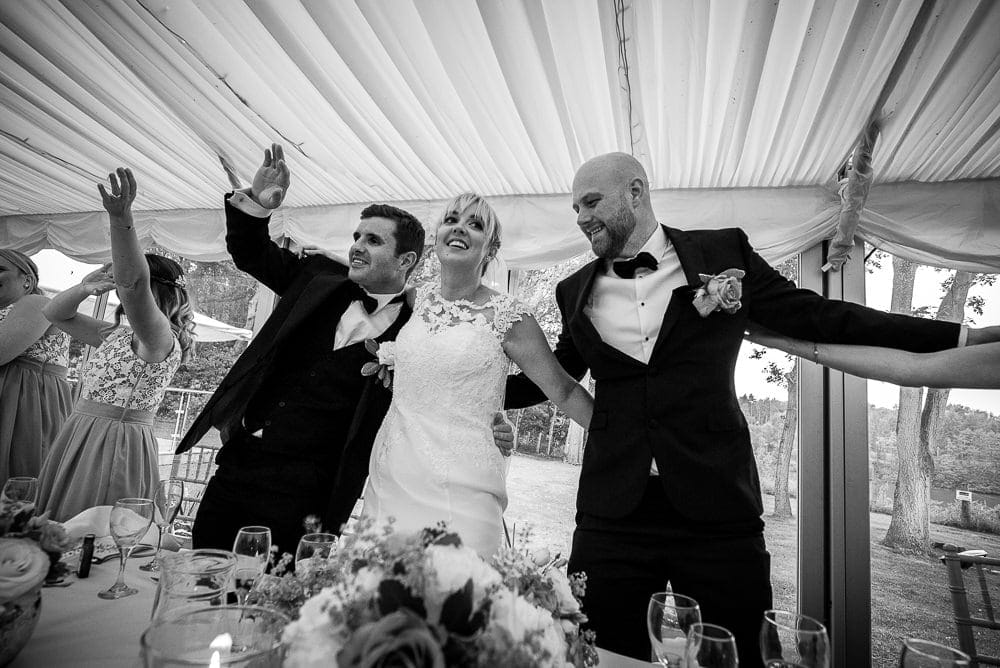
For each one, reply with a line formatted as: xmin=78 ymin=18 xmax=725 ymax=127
xmin=0 ymin=499 xmax=73 ymax=664
xmin=257 ymin=518 xmax=598 ymax=667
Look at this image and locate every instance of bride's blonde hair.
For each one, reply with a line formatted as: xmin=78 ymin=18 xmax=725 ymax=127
xmin=435 ymin=193 xmax=502 ymax=276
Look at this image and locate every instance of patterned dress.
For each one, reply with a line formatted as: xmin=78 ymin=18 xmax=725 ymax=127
xmin=0 ymin=302 xmax=72 ymax=482
xmin=361 ymin=284 xmax=532 ymax=557
xmin=36 ymin=326 xmax=181 ymax=521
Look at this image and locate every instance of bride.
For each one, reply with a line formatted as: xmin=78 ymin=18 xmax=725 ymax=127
xmin=361 ymin=193 xmax=593 ymax=557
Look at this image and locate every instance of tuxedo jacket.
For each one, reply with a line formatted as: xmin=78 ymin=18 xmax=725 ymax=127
xmin=177 ymin=196 xmax=410 ymax=529
xmin=505 ymin=226 xmax=959 ymax=525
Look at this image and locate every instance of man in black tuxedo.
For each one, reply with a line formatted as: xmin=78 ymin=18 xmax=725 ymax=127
xmin=177 ymin=144 xmax=424 ymax=556
xmin=505 ymin=152 xmax=998 ymax=665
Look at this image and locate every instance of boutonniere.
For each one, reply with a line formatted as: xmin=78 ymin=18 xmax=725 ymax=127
xmin=361 ymin=339 xmax=396 ymax=389
xmin=692 ymin=269 xmax=745 ymax=317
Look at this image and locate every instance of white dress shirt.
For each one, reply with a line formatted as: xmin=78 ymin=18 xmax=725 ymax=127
xmin=584 ymin=226 xmax=685 ymax=364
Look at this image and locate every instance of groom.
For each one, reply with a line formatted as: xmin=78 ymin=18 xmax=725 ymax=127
xmin=177 ymin=144 xmax=424 ymax=556
xmin=504 ymin=152 xmax=993 ymax=665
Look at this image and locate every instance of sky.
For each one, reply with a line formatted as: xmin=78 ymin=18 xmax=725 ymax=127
xmin=735 ymin=260 xmax=1000 ymax=416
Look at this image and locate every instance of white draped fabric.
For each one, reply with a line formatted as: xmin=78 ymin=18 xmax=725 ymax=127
xmin=1 ymin=0 xmax=998 ymax=271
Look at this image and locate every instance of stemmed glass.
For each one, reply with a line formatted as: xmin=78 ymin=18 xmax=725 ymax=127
xmin=99 ymin=498 xmax=154 ymax=600
xmin=647 ymin=592 xmax=701 ymax=666
xmin=686 ymin=622 xmax=739 ymax=668
xmin=1 ymin=476 xmax=38 ymax=512
xmin=760 ymin=609 xmax=830 ymax=667
xmin=898 ymin=639 xmax=970 ymax=667
xmin=295 ymin=533 xmax=337 ymax=577
xmin=139 ymin=479 xmax=185 ymax=573
xmin=232 ymin=526 xmax=271 ymax=606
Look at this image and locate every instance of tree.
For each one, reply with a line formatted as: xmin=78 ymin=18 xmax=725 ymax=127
xmin=748 ymin=258 xmax=799 ymax=518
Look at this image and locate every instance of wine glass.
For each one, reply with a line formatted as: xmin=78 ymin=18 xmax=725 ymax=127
xmin=139 ymin=479 xmax=185 ymax=573
xmin=760 ymin=609 xmax=830 ymax=667
xmin=647 ymin=592 xmax=701 ymax=666
xmin=295 ymin=532 xmax=337 ymax=577
xmin=898 ymin=639 xmax=970 ymax=667
xmin=232 ymin=526 xmax=271 ymax=575
xmin=686 ymin=622 xmax=739 ymax=668
xmin=1 ymin=476 xmax=38 ymax=513
xmin=99 ymin=497 xmax=154 ymax=600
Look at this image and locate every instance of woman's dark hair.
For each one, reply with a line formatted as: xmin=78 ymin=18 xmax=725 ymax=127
xmin=111 ymin=254 xmax=196 ymax=362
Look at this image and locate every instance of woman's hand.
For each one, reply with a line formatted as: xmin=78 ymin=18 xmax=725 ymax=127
xmin=79 ymin=264 xmax=115 ymax=296
xmin=98 ymin=167 xmax=137 ymax=219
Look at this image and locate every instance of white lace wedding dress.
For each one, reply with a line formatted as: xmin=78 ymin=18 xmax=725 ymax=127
xmin=361 ymin=284 xmax=532 ymax=557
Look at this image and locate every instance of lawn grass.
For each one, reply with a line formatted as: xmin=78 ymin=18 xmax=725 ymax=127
xmin=505 ymin=453 xmax=1000 ymax=668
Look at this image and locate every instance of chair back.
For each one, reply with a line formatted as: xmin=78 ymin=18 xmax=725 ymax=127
xmin=941 ymin=552 xmax=1000 ymax=667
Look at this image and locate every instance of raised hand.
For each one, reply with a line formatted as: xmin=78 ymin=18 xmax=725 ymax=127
xmin=251 ymin=143 xmax=291 ymax=209
xmin=98 ymin=167 xmax=137 ymax=218
xmin=79 ymin=264 xmax=115 ymax=296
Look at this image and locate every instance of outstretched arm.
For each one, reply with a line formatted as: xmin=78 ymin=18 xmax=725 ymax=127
xmin=0 ymin=295 xmax=52 ymax=365
xmin=747 ymin=326 xmax=1000 ymax=390
xmin=503 ymin=314 xmax=592 ymax=428
xmin=43 ymin=265 xmax=117 ymax=347
xmin=100 ymin=167 xmax=175 ymax=363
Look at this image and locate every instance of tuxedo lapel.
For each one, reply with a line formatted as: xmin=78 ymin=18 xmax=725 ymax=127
xmin=272 ymin=273 xmax=352 ymax=347
xmin=569 ymin=258 xmax=649 ymax=370
xmin=651 ymin=227 xmax=707 ymax=355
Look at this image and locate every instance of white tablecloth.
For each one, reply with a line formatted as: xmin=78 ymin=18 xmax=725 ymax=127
xmin=13 ymin=559 xmax=647 ymax=668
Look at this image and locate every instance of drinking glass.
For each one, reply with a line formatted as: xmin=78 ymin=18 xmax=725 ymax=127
xmin=686 ymin=622 xmax=739 ymax=668
xmin=295 ymin=532 xmax=337 ymax=577
xmin=647 ymin=592 xmax=701 ymax=666
xmin=898 ymin=639 xmax=970 ymax=667
xmin=99 ymin=497 xmax=154 ymax=600
xmin=232 ymin=526 xmax=271 ymax=577
xmin=760 ymin=609 xmax=830 ymax=667
xmin=1 ymin=476 xmax=38 ymax=512
xmin=140 ymin=479 xmax=185 ymax=573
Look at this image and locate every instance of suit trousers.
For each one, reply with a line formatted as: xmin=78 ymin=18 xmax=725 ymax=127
xmin=192 ymin=438 xmax=333 ymax=558
xmin=568 ymin=476 xmax=771 ymax=668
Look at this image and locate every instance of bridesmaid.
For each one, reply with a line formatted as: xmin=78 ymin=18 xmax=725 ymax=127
xmin=36 ymin=168 xmax=194 ymax=520
xmin=0 ymin=249 xmax=72 ymax=483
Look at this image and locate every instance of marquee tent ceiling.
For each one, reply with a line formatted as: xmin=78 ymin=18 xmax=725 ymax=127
xmin=1 ymin=0 xmax=998 ymax=271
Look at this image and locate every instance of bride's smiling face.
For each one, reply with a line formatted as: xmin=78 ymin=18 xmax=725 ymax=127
xmin=435 ymin=208 xmax=490 ymax=270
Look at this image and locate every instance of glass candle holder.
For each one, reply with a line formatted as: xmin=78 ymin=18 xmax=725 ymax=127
xmin=151 ymin=549 xmax=237 ymax=621
xmin=140 ymin=605 xmax=288 ymax=667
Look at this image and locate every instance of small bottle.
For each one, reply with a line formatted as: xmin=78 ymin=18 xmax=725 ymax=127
xmin=77 ymin=534 xmax=95 ymax=578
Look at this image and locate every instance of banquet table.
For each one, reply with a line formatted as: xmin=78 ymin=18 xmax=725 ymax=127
xmin=13 ymin=558 xmax=648 ymax=667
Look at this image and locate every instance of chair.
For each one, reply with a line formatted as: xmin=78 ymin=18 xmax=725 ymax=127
xmin=941 ymin=553 xmax=1000 ymax=666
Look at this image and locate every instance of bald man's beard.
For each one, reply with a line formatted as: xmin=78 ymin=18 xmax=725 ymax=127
xmin=590 ymin=200 xmax=635 ymax=259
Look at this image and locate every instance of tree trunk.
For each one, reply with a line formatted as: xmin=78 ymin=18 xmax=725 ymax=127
xmin=883 ymin=257 xmax=930 ymax=553
xmin=546 ymin=404 xmax=557 ymax=455
xmin=512 ymin=410 xmax=522 ymax=453
xmin=772 ymin=361 xmax=799 ymax=518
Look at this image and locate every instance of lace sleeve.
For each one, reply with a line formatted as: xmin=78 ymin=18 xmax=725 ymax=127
xmin=491 ymin=294 xmax=534 ymax=339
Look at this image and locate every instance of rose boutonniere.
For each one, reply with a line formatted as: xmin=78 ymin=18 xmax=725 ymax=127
xmin=361 ymin=339 xmax=396 ymax=389
xmin=692 ymin=269 xmax=745 ymax=317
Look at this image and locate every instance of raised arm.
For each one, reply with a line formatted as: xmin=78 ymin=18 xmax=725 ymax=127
xmin=502 ymin=313 xmax=592 ymax=428
xmin=100 ymin=168 xmax=175 ymax=363
xmin=43 ymin=265 xmax=116 ymax=347
xmin=0 ymin=294 xmax=52 ymax=365
xmin=747 ymin=327 xmax=1000 ymax=390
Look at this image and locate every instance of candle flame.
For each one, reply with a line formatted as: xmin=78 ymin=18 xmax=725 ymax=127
xmin=208 ymin=650 xmax=221 ymax=668
xmin=210 ymin=633 xmax=233 ymax=651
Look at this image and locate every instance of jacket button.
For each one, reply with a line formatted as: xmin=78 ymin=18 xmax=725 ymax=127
xmin=264 ymin=420 xmax=272 ymax=426
xmin=278 ymin=401 xmax=286 ymax=407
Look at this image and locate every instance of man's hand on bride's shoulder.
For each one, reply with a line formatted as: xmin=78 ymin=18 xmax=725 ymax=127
xmin=300 ymin=245 xmax=348 ymax=265
xmin=492 ymin=412 xmax=514 ymax=457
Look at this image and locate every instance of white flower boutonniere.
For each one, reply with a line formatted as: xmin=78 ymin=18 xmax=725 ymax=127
xmin=361 ymin=339 xmax=396 ymax=389
xmin=692 ymin=269 xmax=745 ymax=317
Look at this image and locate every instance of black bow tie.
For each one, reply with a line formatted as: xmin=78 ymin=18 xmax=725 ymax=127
xmin=612 ymin=252 xmax=658 ymax=279
xmin=349 ymin=283 xmax=405 ymax=314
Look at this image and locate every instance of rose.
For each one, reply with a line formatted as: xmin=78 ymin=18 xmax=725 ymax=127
xmin=375 ymin=341 xmax=396 ymax=367
xmin=547 ymin=569 xmax=581 ymax=615
xmin=337 ymin=609 xmax=444 ymax=668
xmin=423 ymin=544 xmax=501 ymax=623
xmin=25 ymin=513 xmax=72 ymax=554
xmin=531 ymin=547 xmax=551 ymax=567
xmin=0 ymin=538 xmax=49 ymax=602
xmin=692 ymin=269 xmax=745 ymax=317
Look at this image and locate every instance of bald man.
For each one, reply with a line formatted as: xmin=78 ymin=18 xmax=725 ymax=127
xmin=505 ymin=152 xmax=995 ymax=664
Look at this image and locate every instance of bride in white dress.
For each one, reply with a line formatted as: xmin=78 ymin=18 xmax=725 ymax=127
xmin=361 ymin=193 xmax=593 ymax=557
